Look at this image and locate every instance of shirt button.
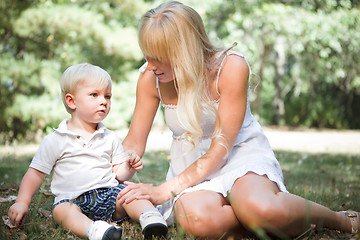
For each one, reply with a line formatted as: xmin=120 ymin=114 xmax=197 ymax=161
xmin=83 ymin=144 xmax=86 ymax=148
xmin=77 ymin=136 xmax=80 ymax=139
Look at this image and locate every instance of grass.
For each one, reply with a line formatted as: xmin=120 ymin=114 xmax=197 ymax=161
xmin=0 ymin=149 xmax=359 ymax=239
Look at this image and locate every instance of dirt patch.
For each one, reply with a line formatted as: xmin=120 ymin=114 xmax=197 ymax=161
xmin=1 ymin=127 xmax=359 ymax=156
xmin=263 ymin=126 xmax=360 ymax=154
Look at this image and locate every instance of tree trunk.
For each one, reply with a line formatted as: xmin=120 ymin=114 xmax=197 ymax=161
xmin=272 ymin=37 xmax=286 ymax=125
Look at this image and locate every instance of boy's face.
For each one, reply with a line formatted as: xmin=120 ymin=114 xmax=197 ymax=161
xmin=71 ymin=79 xmax=112 ymax=124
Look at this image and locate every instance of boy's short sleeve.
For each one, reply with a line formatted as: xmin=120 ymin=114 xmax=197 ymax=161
xmin=111 ymin=133 xmax=129 ymax=166
xmin=30 ymin=134 xmax=59 ymax=175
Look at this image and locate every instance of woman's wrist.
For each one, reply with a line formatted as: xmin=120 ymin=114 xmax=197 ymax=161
xmin=162 ymin=178 xmax=182 ymax=200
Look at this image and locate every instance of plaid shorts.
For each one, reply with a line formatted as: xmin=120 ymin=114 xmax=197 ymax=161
xmin=54 ymin=184 xmax=127 ymax=223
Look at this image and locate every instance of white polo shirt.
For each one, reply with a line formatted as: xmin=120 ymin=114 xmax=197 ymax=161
xmin=30 ymin=119 xmax=128 ymax=204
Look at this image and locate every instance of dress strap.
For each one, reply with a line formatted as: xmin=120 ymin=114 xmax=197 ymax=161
xmin=215 ymin=54 xmax=227 ymax=97
xmin=155 ymin=77 xmax=165 ymax=104
xmin=215 ymin=42 xmax=237 ymax=97
xmin=215 ymin=43 xmax=252 ymax=97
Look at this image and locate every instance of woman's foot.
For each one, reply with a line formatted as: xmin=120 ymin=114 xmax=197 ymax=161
xmin=343 ymin=211 xmax=360 ymax=234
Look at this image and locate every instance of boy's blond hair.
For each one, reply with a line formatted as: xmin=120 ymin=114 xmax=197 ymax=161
xmin=60 ymin=63 xmax=112 ymax=113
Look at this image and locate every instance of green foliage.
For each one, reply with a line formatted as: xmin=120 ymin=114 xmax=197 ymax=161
xmin=0 ymin=0 xmax=148 ymax=143
xmin=1 ymin=0 xmax=360 ymax=144
xmin=209 ymin=1 xmax=360 ymax=128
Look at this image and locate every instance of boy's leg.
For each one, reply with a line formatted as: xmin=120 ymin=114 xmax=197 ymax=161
xmin=53 ymin=202 xmax=122 ymax=240
xmin=118 ymin=199 xmax=168 ymax=239
xmin=53 ymin=202 xmax=92 ymax=237
xmin=118 ymin=199 xmax=153 ymax=220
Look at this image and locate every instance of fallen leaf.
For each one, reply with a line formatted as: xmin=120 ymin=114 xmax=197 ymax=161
xmin=303 ymin=185 xmax=310 ymax=193
xmin=67 ymin=235 xmax=77 ymax=240
xmin=0 ymin=195 xmax=17 ymax=203
xmin=19 ymin=233 xmax=27 ymax=240
xmin=42 ymin=192 xmax=53 ymax=197
xmin=38 ymin=208 xmax=52 ymax=218
xmin=2 ymin=215 xmax=15 ymax=228
xmin=0 ymin=188 xmax=17 ymax=194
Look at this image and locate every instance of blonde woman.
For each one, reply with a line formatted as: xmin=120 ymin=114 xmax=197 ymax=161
xmin=119 ymin=1 xmax=360 ymax=238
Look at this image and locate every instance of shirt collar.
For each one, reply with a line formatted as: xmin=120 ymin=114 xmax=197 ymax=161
xmin=54 ymin=119 xmax=107 ymax=136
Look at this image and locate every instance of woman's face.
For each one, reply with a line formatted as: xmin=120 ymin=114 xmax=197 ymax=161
xmin=146 ymin=58 xmax=174 ymax=83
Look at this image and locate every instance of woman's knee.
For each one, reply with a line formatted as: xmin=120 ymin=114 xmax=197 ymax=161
xmin=175 ymin=205 xmax=225 ymax=237
xmin=233 ymin=193 xmax=290 ymax=230
xmin=174 ymin=192 xmax=235 ymax=237
xmin=231 ymin=174 xmax=291 ymax=229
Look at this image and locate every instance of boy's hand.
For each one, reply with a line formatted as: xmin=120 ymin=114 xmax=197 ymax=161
xmin=8 ymin=202 xmax=29 ymax=227
xmin=127 ymin=150 xmax=143 ymax=172
xmin=113 ymin=150 xmax=143 ymax=182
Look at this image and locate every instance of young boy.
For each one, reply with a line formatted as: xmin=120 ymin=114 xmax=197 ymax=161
xmin=7 ymin=63 xmax=168 ymax=240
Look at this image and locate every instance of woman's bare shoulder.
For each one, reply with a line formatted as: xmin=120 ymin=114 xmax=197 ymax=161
xmin=137 ymin=69 xmax=159 ymax=98
xmin=218 ymin=54 xmax=250 ymax=89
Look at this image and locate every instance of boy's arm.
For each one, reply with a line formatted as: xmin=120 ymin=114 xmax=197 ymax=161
xmin=8 ymin=167 xmax=46 ymax=227
xmin=113 ymin=151 xmax=143 ymax=182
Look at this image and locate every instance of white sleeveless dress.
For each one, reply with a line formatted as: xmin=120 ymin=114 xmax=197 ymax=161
xmin=140 ymin=50 xmax=287 ymax=223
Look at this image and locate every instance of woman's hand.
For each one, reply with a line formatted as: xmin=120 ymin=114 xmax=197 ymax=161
xmin=117 ymin=181 xmax=170 ymax=205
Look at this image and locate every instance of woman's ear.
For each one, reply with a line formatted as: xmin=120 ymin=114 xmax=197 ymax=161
xmin=65 ymin=93 xmax=76 ymax=110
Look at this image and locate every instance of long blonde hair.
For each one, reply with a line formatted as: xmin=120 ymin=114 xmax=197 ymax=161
xmin=138 ymin=1 xmax=224 ymax=144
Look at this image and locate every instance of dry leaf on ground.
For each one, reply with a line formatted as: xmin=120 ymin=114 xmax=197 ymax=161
xmin=2 ymin=215 xmax=15 ymax=228
xmin=38 ymin=208 xmax=52 ymax=218
xmin=0 ymin=196 xmax=17 ymax=203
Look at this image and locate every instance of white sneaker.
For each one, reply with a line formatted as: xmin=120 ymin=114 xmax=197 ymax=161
xmin=87 ymin=220 xmax=122 ymax=240
xmin=139 ymin=208 xmax=168 ymax=239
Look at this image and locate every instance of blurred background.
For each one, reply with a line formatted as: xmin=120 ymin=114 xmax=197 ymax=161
xmin=1 ymin=0 xmax=360 ymax=145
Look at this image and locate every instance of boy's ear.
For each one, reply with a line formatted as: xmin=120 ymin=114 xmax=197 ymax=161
xmin=65 ymin=93 xmax=76 ymax=110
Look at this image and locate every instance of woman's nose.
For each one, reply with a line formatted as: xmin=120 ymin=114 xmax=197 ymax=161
xmin=146 ymin=61 xmax=157 ymax=71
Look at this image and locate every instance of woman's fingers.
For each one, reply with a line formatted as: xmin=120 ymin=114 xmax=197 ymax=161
xmin=118 ymin=182 xmax=150 ymax=204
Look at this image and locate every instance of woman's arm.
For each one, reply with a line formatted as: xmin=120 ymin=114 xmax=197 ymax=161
xmin=122 ymin=70 xmax=160 ymax=157
xmin=160 ymin=55 xmax=250 ymax=197
xmin=119 ymin=55 xmax=250 ymax=205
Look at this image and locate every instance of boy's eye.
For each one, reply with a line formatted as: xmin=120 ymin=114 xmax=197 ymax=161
xmin=91 ymin=93 xmax=98 ymax=97
xmin=105 ymin=95 xmax=111 ymax=99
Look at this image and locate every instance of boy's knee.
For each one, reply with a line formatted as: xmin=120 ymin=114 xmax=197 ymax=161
xmin=53 ymin=201 xmax=79 ymax=223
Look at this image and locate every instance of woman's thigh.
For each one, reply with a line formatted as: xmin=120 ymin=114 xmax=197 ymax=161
xmin=174 ymin=190 xmax=245 ymax=237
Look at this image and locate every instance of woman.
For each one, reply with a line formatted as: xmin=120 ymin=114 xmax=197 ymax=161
xmin=119 ymin=1 xmax=359 ymax=238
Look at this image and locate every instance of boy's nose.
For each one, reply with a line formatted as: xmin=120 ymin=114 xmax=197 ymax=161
xmin=100 ymin=96 xmax=107 ymax=104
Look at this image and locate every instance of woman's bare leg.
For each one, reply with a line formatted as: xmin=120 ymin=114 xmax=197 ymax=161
xmin=230 ymin=173 xmax=353 ymax=237
xmin=174 ymin=190 xmax=248 ymax=238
